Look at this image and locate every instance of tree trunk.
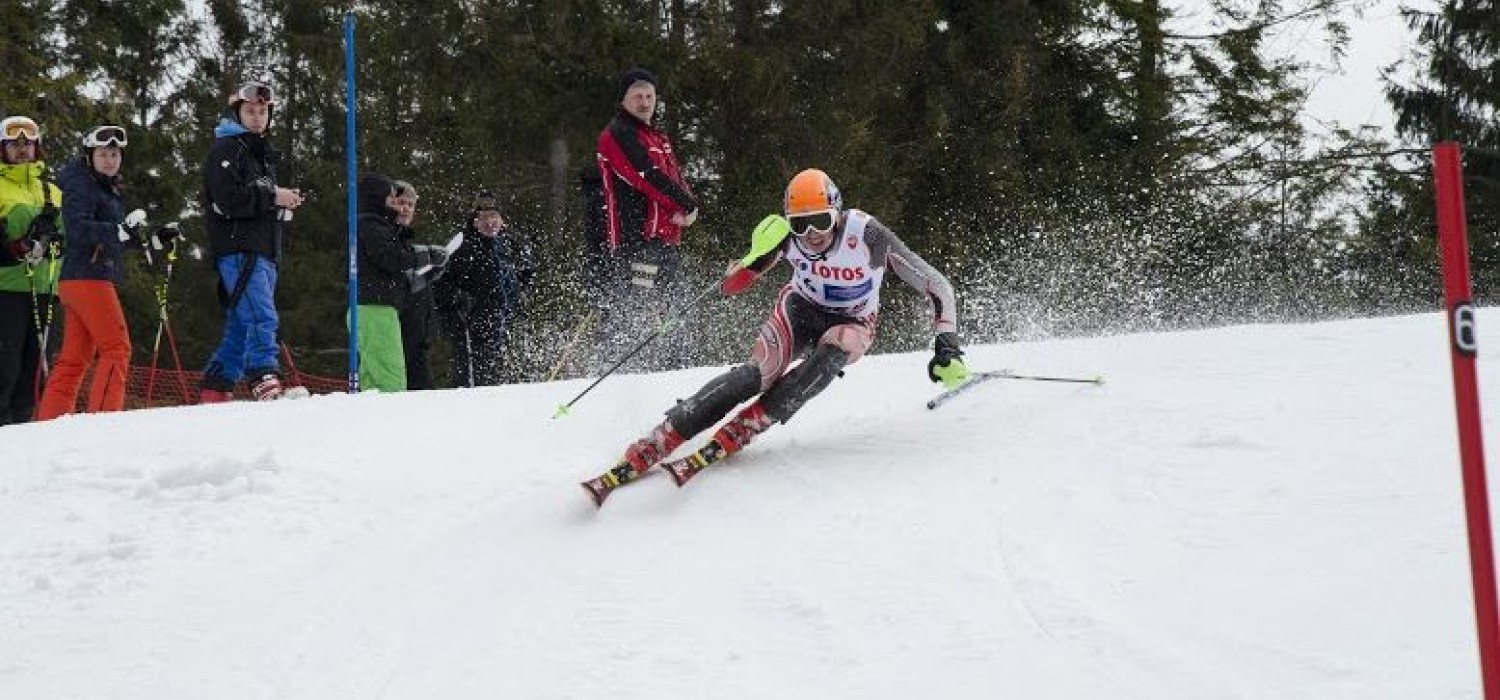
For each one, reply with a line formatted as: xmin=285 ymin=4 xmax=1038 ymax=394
xmin=550 ymin=136 xmax=569 ymax=237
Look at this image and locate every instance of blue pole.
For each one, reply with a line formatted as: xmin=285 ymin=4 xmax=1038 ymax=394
xmin=343 ymin=12 xmax=359 ymax=393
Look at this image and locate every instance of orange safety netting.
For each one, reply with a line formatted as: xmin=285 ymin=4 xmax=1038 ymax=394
xmin=65 ymin=364 xmax=348 ymax=411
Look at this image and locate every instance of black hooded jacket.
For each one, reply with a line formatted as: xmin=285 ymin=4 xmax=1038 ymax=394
xmin=356 ymin=173 xmax=424 ymax=307
xmin=202 ymin=118 xmax=282 ymax=261
xmin=433 ymin=223 xmax=536 ymax=323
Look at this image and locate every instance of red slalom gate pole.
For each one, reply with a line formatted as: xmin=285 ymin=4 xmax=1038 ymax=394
xmin=1434 ymin=141 xmax=1500 ymax=700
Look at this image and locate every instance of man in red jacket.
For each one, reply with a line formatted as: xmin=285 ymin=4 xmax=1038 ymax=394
xmin=591 ymin=67 xmax=699 ymax=371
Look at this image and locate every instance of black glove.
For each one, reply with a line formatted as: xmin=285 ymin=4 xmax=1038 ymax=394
xmin=27 ymin=210 xmax=59 ymax=240
xmin=406 ymin=269 xmax=429 ymax=295
xmin=150 ymin=223 xmax=181 ymax=250
xmin=6 ymin=237 xmax=44 ymax=264
xmin=420 ymin=245 xmax=450 ymax=269
xmin=452 ymin=291 xmax=475 ymax=318
xmin=927 ymin=332 xmax=965 ymax=383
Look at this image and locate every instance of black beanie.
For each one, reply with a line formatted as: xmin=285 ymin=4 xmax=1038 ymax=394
xmin=357 ymin=173 xmax=395 ymax=216
xmin=471 ymin=190 xmax=498 ymax=213
xmin=616 ymin=67 xmax=657 ymax=102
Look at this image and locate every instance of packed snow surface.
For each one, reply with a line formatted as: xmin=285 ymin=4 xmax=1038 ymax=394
xmin=1 ymin=310 xmax=1492 ymax=699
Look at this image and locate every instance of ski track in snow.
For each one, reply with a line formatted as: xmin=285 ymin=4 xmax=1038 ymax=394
xmin=0 ymin=310 xmax=1493 ymax=699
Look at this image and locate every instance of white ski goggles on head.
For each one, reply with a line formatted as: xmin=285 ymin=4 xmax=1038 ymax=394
xmin=83 ymin=125 xmax=127 ymax=148
xmin=231 ymin=82 xmax=276 ymax=105
xmin=788 ymin=209 xmax=837 ymax=237
xmin=0 ymin=116 xmax=40 ymax=142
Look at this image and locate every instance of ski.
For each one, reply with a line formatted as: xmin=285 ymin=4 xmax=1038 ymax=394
xmin=580 ymin=462 xmax=650 ymax=508
xmin=660 ymin=440 xmax=731 ymax=487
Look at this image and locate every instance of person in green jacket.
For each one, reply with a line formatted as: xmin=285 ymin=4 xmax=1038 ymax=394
xmin=0 ymin=115 xmax=65 ymax=425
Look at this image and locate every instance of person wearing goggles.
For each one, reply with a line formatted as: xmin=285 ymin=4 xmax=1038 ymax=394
xmin=0 ymin=114 xmax=65 ymax=424
xmin=198 ymin=81 xmax=307 ymax=403
xmin=37 ymin=125 xmax=166 ymax=420
xmin=583 ymin=168 xmax=970 ymax=505
xmin=81 ymin=125 xmax=127 ymax=149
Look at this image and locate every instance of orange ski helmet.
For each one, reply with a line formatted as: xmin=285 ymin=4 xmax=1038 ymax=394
xmin=783 ymin=168 xmax=842 ymax=217
xmin=784 ymin=169 xmax=843 ymax=236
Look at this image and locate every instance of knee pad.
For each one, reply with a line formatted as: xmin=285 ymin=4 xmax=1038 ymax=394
xmin=822 ymin=323 xmax=874 ymax=362
xmin=666 ymin=363 xmax=762 ymax=438
xmin=761 ymin=344 xmax=849 ymax=423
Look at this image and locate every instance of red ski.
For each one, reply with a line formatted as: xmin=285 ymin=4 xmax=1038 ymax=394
xmin=660 ymin=440 xmax=730 ymax=487
xmin=579 ymin=463 xmax=650 ymax=508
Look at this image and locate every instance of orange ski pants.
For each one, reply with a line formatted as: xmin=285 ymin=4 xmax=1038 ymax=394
xmin=36 ymin=280 xmax=132 ymax=419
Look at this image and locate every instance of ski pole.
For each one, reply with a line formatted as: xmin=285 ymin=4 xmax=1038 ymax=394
xmin=145 ymin=235 xmax=194 ymax=405
xmin=463 ymin=320 xmax=475 ymax=388
xmin=552 ymin=274 xmax=725 ymax=418
xmin=927 ymin=369 xmax=1105 ymax=410
xmin=976 ymin=370 xmax=1105 ymax=385
xmin=546 ymin=309 xmax=596 ymax=382
xmin=145 ymin=243 xmax=172 ymax=402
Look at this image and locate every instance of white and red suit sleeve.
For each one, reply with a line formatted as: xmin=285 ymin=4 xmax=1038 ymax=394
xmin=865 ymin=218 xmax=958 ymax=334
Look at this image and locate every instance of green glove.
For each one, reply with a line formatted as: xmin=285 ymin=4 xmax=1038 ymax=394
xmin=927 ymin=332 xmax=970 ymax=389
xmin=741 ymin=214 xmax=791 ymax=266
xmin=931 ymin=357 xmax=970 ymax=389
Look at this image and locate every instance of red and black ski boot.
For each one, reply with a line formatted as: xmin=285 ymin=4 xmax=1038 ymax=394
xmin=662 ymin=402 xmax=774 ymax=487
xmin=580 ymin=421 xmax=684 ymax=507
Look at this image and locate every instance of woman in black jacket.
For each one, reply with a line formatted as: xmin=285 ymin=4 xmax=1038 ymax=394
xmin=37 ymin=126 xmax=174 ymax=419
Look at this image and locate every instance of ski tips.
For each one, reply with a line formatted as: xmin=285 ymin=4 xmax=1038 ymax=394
xmin=553 ymin=403 xmax=571 ymax=419
xmin=581 ymin=480 xmax=608 ymax=508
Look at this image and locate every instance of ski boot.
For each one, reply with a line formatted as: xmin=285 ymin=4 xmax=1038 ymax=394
xmin=581 ymin=422 xmax=684 ymax=507
xmin=662 ymin=402 xmax=774 ymax=487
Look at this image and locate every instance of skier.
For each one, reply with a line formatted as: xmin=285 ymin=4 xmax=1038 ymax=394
xmin=37 ymin=125 xmax=178 ymax=419
xmin=197 ymin=81 xmax=306 ymax=402
xmin=583 ymin=168 xmax=971 ymax=504
xmin=0 ymin=115 xmax=65 ymax=425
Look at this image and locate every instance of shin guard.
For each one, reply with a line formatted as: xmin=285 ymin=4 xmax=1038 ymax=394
xmin=760 ymin=344 xmax=849 ymax=423
xmin=665 ymin=363 xmax=762 ymax=439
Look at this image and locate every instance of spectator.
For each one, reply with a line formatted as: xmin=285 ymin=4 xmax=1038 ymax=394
xmin=393 ymin=180 xmax=437 ymax=390
xmin=591 ymin=67 xmax=699 ymax=371
xmin=355 ymin=173 xmax=448 ymax=393
xmin=0 ymin=115 xmax=64 ymax=425
xmin=198 ymin=81 xmax=307 ymax=402
xmin=434 ymin=192 xmax=536 ymax=387
xmin=38 ymin=126 xmax=176 ymax=419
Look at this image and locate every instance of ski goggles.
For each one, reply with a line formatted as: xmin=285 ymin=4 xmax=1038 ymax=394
xmin=230 ymin=82 xmax=276 ymax=105
xmin=0 ymin=117 xmax=40 ymax=142
xmin=788 ymin=209 xmax=837 ymax=237
xmin=82 ymin=125 xmax=127 ymax=148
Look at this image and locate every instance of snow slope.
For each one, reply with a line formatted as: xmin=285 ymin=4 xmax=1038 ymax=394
xmin=0 ymin=310 xmax=1491 ymax=699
